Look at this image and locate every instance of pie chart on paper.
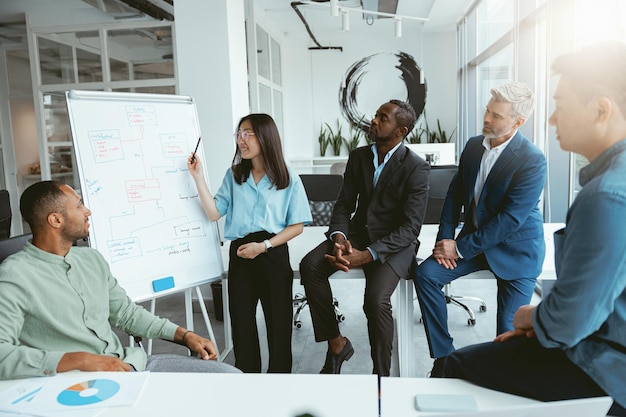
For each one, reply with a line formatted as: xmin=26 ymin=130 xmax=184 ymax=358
xmin=57 ymin=379 xmax=120 ymax=406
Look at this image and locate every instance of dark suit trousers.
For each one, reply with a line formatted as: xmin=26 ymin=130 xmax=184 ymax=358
xmin=300 ymin=240 xmax=401 ymax=376
xmin=228 ymin=232 xmax=293 ymax=373
xmin=443 ymin=337 xmax=626 ymax=416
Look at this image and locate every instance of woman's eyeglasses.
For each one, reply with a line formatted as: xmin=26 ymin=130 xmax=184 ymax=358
xmin=233 ymin=130 xmax=255 ymax=141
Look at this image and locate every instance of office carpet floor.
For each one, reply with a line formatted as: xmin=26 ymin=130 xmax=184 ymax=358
xmin=120 ymin=278 xmax=541 ymax=377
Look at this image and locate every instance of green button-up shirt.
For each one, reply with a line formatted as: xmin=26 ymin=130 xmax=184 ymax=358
xmin=0 ymin=241 xmax=177 ymax=379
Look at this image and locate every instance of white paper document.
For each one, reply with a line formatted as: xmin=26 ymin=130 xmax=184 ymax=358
xmin=0 ymin=372 xmax=149 ymax=416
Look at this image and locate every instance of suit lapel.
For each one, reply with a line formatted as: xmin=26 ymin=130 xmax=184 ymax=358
xmin=465 ymin=140 xmax=484 ymax=203
xmin=358 ymin=147 xmax=375 ymax=199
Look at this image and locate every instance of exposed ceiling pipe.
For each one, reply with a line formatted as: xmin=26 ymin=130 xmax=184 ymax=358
xmin=118 ymin=0 xmax=174 ymax=21
xmin=290 ymin=2 xmax=343 ymax=51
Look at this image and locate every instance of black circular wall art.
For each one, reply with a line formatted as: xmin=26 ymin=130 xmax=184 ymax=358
xmin=339 ymin=51 xmax=427 ymax=133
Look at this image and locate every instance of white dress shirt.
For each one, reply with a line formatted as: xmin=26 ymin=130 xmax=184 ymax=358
xmin=458 ymin=131 xmax=516 ymax=258
xmin=473 ymin=131 xmax=516 ymax=204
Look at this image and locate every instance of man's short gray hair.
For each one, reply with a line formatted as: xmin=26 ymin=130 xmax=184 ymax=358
xmin=491 ymin=82 xmax=535 ymax=120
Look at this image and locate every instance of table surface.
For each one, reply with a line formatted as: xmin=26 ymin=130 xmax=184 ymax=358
xmin=380 ymin=377 xmax=537 ymax=416
xmin=380 ymin=377 xmax=613 ymax=417
xmin=0 ymin=372 xmax=611 ymax=417
xmin=0 ymin=373 xmax=379 ymax=417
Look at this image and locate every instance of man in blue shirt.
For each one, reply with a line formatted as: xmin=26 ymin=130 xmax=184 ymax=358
xmin=300 ymin=100 xmax=430 ymax=376
xmin=442 ymin=41 xmax=626 ymax=417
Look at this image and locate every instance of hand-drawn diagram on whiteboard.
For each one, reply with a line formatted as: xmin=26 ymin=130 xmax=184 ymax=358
xmin=66 ymin=90 xmax=223 ymax=302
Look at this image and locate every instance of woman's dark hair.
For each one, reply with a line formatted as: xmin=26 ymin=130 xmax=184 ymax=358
xmin=20 ymin=180 xmax=66 ymax=232
xmin=231 ymin=113 xmax=290 ymax=190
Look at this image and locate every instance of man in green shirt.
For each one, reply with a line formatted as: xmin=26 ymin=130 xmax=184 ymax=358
xmin=0 ymin=181 xmax=238 ymax=379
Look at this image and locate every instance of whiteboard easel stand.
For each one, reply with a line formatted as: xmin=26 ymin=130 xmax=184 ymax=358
xmin=137 ymin=282 xmax=232 ymax=362
xmin=221 ymin=276 xmax=234 ymax=361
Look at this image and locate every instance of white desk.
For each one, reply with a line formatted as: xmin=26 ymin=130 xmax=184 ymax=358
xmin=220 ymin=223 xmax=564 ymax=377
xmin=380 ymin=377 xmax=613 ymax=417
xmin=0 ymin=373 xmax=379 ymax=417
xmin=380 ymin=377 xmax=538 ymax=416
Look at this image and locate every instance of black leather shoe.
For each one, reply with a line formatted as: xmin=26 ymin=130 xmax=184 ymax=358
xmin=320 ymin=338 xmax=354 ymax=374
xmin=428 ymin=356 xmax=447 ymax=378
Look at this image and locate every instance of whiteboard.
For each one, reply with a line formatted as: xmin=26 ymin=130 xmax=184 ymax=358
xmin=66 ymin=90 xmax=223 ymax=302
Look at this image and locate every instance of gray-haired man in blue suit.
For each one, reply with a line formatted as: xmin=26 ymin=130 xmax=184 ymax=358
xmin=414 ymin=82 xmax=547 ymax=377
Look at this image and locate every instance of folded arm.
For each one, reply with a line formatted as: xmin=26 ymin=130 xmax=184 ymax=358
xmin=236 ymin=223 xmax=304 ymax=259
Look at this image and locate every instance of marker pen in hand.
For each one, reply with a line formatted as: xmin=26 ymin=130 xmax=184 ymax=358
xmin=190 ymin=136 xmax=202 ymax=163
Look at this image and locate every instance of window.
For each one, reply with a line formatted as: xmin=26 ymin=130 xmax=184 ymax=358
xmin=249 ymin=24 xmax=284 ymax=137
xmin=271 ymin=38 xmax=282 ymax=86
xmin=476 ymin=44 xmax=513 ymax=128
xmin=476 ymin=0 xmax=514 ymax=55
xmin=256 ymin=26 xmax=270 ymax=80
xmin=569 ymin=0 xmax=626 ymax=199
xmin=107 ymin=27 xmax=174 ymax=81
xmin=38 ymin=37 xmax=76 ymax=85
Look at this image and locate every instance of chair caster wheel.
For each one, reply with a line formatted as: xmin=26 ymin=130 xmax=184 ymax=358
xmin=479 ymin=305 xmax=487 ymax=313
xmin=295 ymin=321 xmax=303 ymax=329
xmin=468 ymin=318 xmax=476 ymax=326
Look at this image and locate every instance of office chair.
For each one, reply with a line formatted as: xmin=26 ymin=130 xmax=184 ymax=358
xmin=0 ymin=190 xmax=11 ymax=240
xmin=419 ymin=165 xmax=487 ymax=326
xmin=329 ymin=161 xmax=347 ymax=176
xmin=0 ymin=233 xmax=32 ymax=264
xmin=292 ymin=174 xmax=345 ymax=328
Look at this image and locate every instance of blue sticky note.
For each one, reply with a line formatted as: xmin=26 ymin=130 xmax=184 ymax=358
xmin=152 ymin=276 xmax=175 ymax=292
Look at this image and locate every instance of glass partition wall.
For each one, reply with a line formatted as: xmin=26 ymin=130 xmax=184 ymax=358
xmin=26 ymin=21 xmax=175 ymax=195
xmin=457 ymin=0 xmax=626 ymax=222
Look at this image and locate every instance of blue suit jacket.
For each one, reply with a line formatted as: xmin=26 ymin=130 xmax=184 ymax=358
xmin=438 ymin=131 xmax=547 ymax=280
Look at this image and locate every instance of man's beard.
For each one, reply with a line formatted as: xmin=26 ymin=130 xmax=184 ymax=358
xmin=367 ymin=130 xmax=388 ymax=143
xmin=483 ymin=125 xmax=513 ymax=140
xmin=62 ymin=228 xmax=89 ymax=243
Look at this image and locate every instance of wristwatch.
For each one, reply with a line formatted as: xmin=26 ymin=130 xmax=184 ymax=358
xmin=264 ymin=239 xmax=273 ymax=252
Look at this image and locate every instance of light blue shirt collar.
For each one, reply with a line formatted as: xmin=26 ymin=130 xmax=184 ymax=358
xmin=371 ymin=142 xmax=402 ymax=187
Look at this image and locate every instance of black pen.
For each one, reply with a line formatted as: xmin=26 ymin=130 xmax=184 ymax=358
xmin=190 ymin=136 xmax=202 ymax=163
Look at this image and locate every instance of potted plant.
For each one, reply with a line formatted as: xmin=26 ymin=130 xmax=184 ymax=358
xmin=325 ymin=120 xmax=345 ymax=156
xmin=318 ymin=124 xmax=330 ymax=157
xmin=405 ymin=124 xmax=426 ymax=144
xmin=428 ymin=118 xmax=457 ymax=144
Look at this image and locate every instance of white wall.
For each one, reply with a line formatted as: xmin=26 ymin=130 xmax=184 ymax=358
xmin=175 ymin=0 xmax=249 ymax=192
xmin=422 ymin=31 xmax=458 ymax=143
xmin=277 ymin=19 xmax=458 ymax=160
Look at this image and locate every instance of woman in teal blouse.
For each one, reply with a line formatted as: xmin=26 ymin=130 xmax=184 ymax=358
xmin=188 ymin=114 xmax=311 ymax=373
